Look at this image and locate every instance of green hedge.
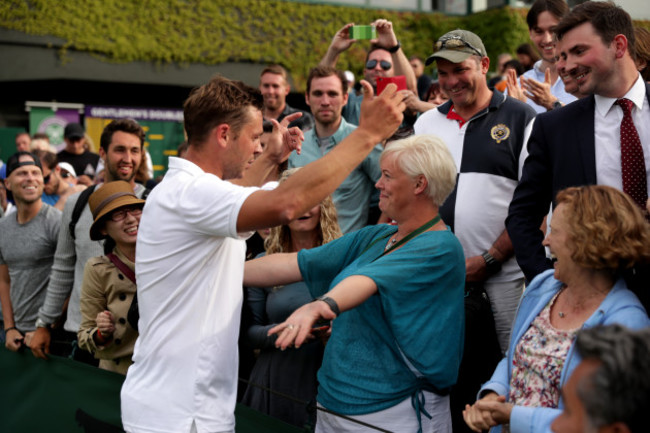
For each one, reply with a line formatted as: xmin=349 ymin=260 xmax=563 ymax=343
xmin=0 ymin=1 xmax=647 ymax=90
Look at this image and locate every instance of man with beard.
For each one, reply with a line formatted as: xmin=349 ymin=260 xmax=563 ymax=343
xmin=507 ymin=2 xmax=650 ymax=310
xmin=289 ymin=66 xmax=382 ymax=233
xmin=35 ymin=150 xmax=86 ymax=211
xmin=320 ymin=19 xmax=417 ymax=126
xmin=259 ymin=64 xmax=314 ymax=132
xmin=28 ymin=119 xmax=147 ymax=362
xmin=0 ymin=152 xmax=61 ymax=350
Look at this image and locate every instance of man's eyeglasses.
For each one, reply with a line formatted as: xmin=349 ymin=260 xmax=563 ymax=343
xmin=435 ymin=36 xmax=484 ymax=57
xmin=43 ymin=173 xmax=51 ymax=184
xmin=110 ymin=206 xmax=143 ymax=222
xmin=366 ymin=59 xmax=392 ymax=71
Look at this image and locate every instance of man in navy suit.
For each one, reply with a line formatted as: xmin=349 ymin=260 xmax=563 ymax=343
xmin=507 ymin=2 xmax=650 ymax=303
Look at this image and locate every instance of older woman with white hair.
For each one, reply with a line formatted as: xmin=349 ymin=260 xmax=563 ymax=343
xmin=244 ymin=134 xmax=465 ymax=433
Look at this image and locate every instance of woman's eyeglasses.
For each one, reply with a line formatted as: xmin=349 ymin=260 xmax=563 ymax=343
xmin=365 ymin=59 xmax=392 ymax=71
xmin=110 ymin=206 xmax=143 ymax=222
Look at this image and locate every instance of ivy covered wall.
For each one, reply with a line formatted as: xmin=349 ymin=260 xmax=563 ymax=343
xmin=0 ymin=0 xmax=647 ymax=90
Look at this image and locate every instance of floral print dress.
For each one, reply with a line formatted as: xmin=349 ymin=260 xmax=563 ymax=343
xmin=508 ymin=291 xmax=578 ymax=410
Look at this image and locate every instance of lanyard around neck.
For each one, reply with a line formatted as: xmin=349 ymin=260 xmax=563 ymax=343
xmin=361 ymin=214 xmax=442 ymax=260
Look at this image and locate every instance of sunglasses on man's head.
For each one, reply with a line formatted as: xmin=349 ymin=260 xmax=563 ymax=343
xmin=435 ymin=36 xmax=484 ymax=57
xmin=365 ymin=59 xmax=392 ymax=71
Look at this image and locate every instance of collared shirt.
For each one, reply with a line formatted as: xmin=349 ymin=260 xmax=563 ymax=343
xmin=517 ymin=60 xmax=577 ymax=114
xmin=288 ymin=118 xmax=382 ymax=234
xmin=414 ymin=92 xmax=536 ymax=283
xmin=594 ymin=74 xmax=650 ymax=191
xmin=121 ymin=157 xmax=258 ymax=433
xmin=446 ymin=106 xmax=467 ymax=128
xmin=343 ymin=92 xmax=364 ymax=125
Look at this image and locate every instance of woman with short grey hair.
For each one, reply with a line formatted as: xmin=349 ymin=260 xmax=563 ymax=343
xmin=245 ymin=134 xmax=465 ymax=433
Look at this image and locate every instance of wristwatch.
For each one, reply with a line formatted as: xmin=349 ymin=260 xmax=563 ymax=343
xmin=35 ymin=318 xmax=51 ymax=329
xmin=551 ymin=100 xmax=563 ymax=110
xmin=386 ymin=41 xmax=401 ymax=53
xmin=482 ymin=251 xmax=502 ymax=276
xmin=316 ymin=295 xmax=341 ymax=316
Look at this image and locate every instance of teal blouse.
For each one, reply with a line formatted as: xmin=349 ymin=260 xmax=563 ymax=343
xmin=297 ymin=224 xmax=466 ymax=415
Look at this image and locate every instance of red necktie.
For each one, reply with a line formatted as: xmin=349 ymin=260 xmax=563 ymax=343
xmin=615 ymin=98 xmax=648 ymax=211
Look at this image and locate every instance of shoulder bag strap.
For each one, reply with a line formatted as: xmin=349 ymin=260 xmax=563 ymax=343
xmin=106 ymin=253 xmax=136 ymax=284
xmin=69 ymin=184 xmax=97 ymax=240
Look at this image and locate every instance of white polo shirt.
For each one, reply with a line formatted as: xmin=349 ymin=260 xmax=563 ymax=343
xmin=121 ymin=157 xmax=258 ymax=433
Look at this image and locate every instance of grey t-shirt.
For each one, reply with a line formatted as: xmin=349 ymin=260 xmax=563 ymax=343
xmin=0 ymin=204 xmax=62 ymax=331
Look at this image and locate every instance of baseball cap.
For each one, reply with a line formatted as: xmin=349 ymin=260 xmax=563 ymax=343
xmin=58 ymin=162 xmax=77 ymax=178
xmin=425 ymin=30 xmax=487 ymax=66
xmin=64 ymin=123 xmax=85 ymax=140
xmin=6 ymin=151 xmax=43 ymax=178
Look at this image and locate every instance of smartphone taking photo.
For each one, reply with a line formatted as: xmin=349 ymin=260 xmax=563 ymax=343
xmin=350 ymin=25 xmax=377 ymax=40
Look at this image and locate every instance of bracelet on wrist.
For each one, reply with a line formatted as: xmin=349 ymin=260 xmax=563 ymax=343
xmin=4 ymin=326 xmax=18 ymax=334
xmin=386 ymin=41 xmax=401 ymax=53
xmin=316 ymin=295 xmax=341 ymax=316
xmin=482 ymin=251 xmax=503 ymax=276
xmin=35 ymin=318 xmax=51 ymax=329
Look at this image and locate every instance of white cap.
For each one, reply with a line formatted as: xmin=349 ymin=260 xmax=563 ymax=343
xmin=58 ymin=162 xmax=77 ymax=178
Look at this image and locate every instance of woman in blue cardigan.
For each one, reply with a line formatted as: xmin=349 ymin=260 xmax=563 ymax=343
xmin=463 ymin=185 xmax=650 ymax=433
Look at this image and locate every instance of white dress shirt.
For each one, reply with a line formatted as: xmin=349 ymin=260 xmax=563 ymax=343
xmin=594 ymin=74 xmax=650 ymax=190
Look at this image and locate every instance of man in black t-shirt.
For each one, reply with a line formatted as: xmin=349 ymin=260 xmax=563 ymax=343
xmin=57 ymin=123 xmax=99 ymax=186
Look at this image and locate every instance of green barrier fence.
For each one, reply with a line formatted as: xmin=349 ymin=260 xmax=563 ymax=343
xmin=0 ymin=347 xmax=308 ymax=433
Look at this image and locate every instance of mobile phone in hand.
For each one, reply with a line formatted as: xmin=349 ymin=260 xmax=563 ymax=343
xmin=350 ymin=25 xmax=377 ymax=40
xmin=376 ymin=76 xmax=407 ymax=95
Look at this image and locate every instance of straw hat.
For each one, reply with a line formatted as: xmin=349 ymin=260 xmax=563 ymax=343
xmin=88 ymin=181 xmax=145 ymax=240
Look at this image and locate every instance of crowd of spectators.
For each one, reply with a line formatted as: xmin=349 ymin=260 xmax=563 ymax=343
xmin=1 ymin=1 xmax=650 ymax=433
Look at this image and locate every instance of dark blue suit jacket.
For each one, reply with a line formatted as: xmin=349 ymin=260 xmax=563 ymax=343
xmin=506 ymin=83 xmax=650 ymax=306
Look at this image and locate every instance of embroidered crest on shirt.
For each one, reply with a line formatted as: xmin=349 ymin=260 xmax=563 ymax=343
xmin=490 ymin=124 xmax=510 ymax=144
